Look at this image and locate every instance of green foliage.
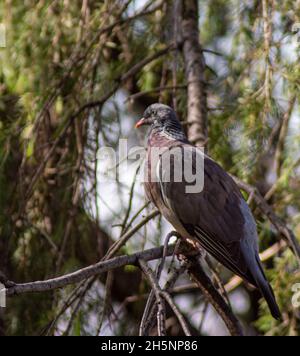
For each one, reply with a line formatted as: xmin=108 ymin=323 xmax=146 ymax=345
xmin=256 ymin=250 xmax=300 ymax=336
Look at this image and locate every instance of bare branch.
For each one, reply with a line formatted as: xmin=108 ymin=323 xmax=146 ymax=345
xmin=139 ymin=259 xmax=167 ymax=336
xmin=139 ymin=259 xmax=192 ymax=337
xmin=140 ymin=263 xmax=187 ymax=336
xmin=3 ymin=245 xmax=175 ymax=297
xmin=160 ymin=290 xmax=192 ymax=336
xmin=180 ymin=242 xmax=244 ymax=337
xmin=139 ymin=231 xmax=180 ymax=335
xmin=205 ymin=256 xmax=231 ymax=307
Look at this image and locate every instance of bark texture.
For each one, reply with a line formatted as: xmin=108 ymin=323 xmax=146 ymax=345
xmin=182 ymin=0 xmax=208 ymax=147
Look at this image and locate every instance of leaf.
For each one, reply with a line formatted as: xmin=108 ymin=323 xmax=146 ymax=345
xmin=26 ymin=139 xmax=34 ymax=158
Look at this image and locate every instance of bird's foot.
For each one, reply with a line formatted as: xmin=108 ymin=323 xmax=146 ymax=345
xmin=176 ymin=239 xmax=204 ymax=261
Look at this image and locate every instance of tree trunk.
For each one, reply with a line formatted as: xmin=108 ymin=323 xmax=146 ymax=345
xmin=181 ymin=0 xmax=208 ymax=148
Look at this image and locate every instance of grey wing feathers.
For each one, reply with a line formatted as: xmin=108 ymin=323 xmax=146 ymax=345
xmin=158 ymin=147 xmax=256 ymax=284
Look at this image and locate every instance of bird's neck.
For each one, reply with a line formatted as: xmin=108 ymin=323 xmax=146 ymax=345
xmin=149 ymin=123 xmax=187 ymax=144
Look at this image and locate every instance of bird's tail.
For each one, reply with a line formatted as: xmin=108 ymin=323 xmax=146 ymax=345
xmin=244 ymin=251 xmax=281 ymax=320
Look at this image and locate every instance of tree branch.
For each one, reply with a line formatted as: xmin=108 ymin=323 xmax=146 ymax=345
xmin=139 ymin=259 xmax=192 ymax=336
xmin=182 ymin=248 xmax=244 ymax=336
xmin=2 ymin=245 xmax=175 ymax=297
xmin=139 ymin=259 xmax=167 ymax=336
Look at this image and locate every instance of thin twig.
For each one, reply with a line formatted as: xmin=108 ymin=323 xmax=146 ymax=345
xmin=161 ymin=291 xmax=192 ymax=336
xmin=104 ymin=209 xmax=160 ymax=260
xmin=139 ymin=259 xmax=192 ymax=337
xmin=205 ymin=256 xmax=231 ymax=307
xmin=141 ymin=263 xmax=187 ymax=336
xmin=139 ymin=231 xmax=180 ymax=335
xmin=139 ymin=259 xmax=167 ymax=336
xmin=273 ymin=96 xmax=296 ymax=178
xmin=120 ymin=167 xmax=140 ymax=234
xmin=96 ymin=271 xmax=114 ymax=336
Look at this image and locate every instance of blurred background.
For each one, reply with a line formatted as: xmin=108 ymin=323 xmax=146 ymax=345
xmin=0 ymin=0 xmax=300 ymax=336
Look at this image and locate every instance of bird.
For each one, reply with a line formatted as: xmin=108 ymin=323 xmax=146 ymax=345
xmin=135 ymin=103 xmax=281 ymax=320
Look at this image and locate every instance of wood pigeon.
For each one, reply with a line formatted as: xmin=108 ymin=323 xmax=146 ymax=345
xmin=135 ymin=103 xmax=281 ymax=320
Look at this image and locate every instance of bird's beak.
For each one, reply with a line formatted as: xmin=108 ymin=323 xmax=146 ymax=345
xmin=135 ymin=117 xmax=146 ymax=129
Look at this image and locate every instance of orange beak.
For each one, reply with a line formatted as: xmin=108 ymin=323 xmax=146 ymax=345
xmin=135 ymin=118 xmax=146 ymax=129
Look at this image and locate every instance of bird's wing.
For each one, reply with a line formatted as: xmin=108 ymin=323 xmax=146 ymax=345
xmin=157 ymin=144 xmax=257 ymax=282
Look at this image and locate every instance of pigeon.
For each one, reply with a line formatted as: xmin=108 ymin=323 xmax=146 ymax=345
xmin=135 ymin=103 xmax=281 ymax=320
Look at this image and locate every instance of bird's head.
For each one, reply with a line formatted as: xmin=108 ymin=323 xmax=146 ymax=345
xmin=135 ymin=103 xmax=181 ymax=131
